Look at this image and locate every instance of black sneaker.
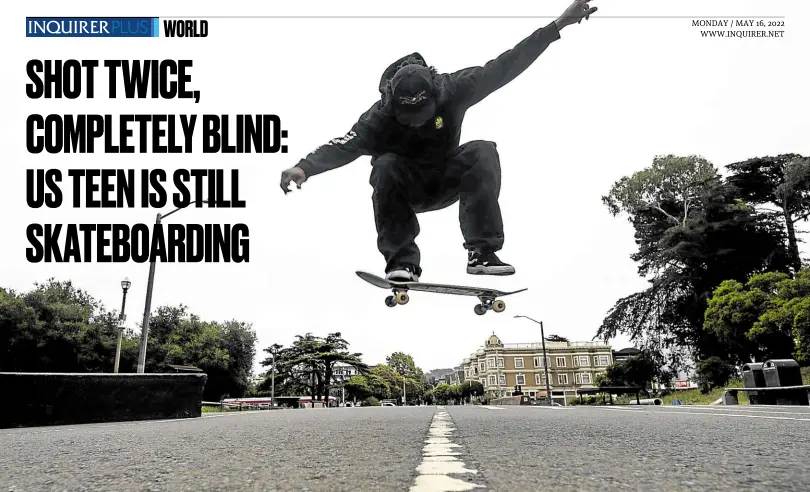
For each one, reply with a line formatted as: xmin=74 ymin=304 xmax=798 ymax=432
xmin=386 ymin=265 xmax=420 ymax=282
xmin=467 ymin=250 xmax=515 ymax=276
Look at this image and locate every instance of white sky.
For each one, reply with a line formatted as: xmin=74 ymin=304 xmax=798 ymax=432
xmin=2 ymin=0 xmax=808 ymax=375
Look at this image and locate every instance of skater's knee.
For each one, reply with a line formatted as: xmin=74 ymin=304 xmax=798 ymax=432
xmin=467 ymin=140 xmax=499 ymax=159
xmin=372 ymin=153 xmax=405 ymax=173
xmin=370 ymin=153 xmax=408 ymax=186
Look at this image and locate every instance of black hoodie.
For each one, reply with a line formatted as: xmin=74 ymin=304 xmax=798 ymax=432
xmin=295 ymin=21 xmax=561 ymax=178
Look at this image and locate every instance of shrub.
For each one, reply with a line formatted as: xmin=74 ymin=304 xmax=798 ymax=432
xmin=362 ymin=396 xmax=380 ymax=407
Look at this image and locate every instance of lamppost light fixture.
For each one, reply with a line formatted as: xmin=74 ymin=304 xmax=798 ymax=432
xmin=121 ymin=277 xmax=131 ymax=292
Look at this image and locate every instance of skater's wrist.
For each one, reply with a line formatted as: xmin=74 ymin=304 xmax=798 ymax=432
xmin=293 ymin=163 xmax=310 ymax=180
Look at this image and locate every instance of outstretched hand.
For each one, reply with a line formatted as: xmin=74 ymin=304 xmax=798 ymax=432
xmin=556 ymin=0 xmax=598 ymax=30
xmin=280 ymin=166 xmax=307 ymax=194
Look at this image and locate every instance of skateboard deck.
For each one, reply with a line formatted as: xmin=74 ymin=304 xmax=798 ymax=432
xmin=356 ymin=270 xmax=527 ymax=315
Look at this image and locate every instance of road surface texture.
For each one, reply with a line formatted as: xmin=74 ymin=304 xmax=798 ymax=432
xmin=2 ymin=404 xmax=809 ymax=491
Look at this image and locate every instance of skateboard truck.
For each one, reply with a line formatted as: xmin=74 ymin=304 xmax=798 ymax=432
xmin=384 ymin=289 xmax=410 ymax=307
xmin=474 ymin=296 xmax=506 ymax=315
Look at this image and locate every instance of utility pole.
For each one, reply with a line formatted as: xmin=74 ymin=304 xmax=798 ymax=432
xmin=514 ymin=315 xmax=553 ymax=405
xmin=402 ymin=377 xmax=406 ymax=406
xmin=137 ymin=201 xmax=208 ymax=373
xmin=495 ymin=348 xmax=503 ymax=398
xmin=137 ymin=214 xmax=159 ymax=374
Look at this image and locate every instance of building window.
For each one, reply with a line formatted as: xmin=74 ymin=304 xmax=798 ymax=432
xmin=514 ymin=357 xmax=524 ymax=369
xmin=516 ymin=374 xmax=525 ymax=386
xmin=535 ymin=373 xmax=542 ymax=385
xmin=487 ymin=358 xmax=495 ymax=368
xmin=529 ymin=391 xmax=535 ymax=397
xmin=499 ymin=374 xmax=506 ymax=385
xmin=533 ymin=356 xmax=551 ymax=367
xmin=573 ymin=356 xmax=589 ymax=367
xmin=594 ymin=355 xmax=610 ymax=366
xmin=558 ymin=374 xmax=569 ymax=385
xmin=488 ymin=375 xmax=496 ymax=385
xmin=480 ymin=378 xmax=486 ymax=386
xmin=479 ymin=362 xmax=485 ymax=372
xmin=556 ymin=357 xmax=567 ymax=368
xmin=582 ymin=373 xmax=592 ymax=384
xmin=497 ymin=357 xmax=504 ymax=368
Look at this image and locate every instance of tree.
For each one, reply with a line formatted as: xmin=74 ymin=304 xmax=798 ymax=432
xmin=258 ymin=343 xmax=311 ymax=397
xmin=447 ymin=384 xmax=462 ymax=405
xmin=433 ymin=383 xmax=452 ymax=405
xmin=0 ymin=280 xmax=258 ymax=401
xmin=693 ymin=356 xmax=737 ymax=394
xmin=386 ymin=352 xmax=424 ymax=380
xmin=372 ymin=364 xmax=403 ymax=399
xmin=726 ymin=154 xmax=810 ymax=273
xmin=599 ymin=154 xmax=788 ymax=371
xmin=142 ymin=305 xmax=258 ymax=401
xmin=260 ymin=332 xmax=368 ymax=406
xmin=599 ymin=353 xmax=662 ymax=391
xmin=343 ymin=374 xmax=372 ymax=401
xmin=319 ymin=332 xmax=368 ymax=403
xmin=203 ymin=320 xmax=257 ymax=400
xmin=460 ymin=380 xmax=485 ymax=402
xmin=0 ymin=279 xmax=138 ymax=373
xmin=705 ymin=269 xmax=810 ymax=363
xmin=423 ymin=388 xmax=435 ymax=405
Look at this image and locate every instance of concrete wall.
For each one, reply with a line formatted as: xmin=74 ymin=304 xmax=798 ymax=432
xmin=0 ymin=372 xmax=207 ymax=428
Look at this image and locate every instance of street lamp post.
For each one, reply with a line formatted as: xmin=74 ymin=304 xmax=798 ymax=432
xmin=514 ymin=315 xmax=553 ymax=404
xmin=114 ymin=277 xmax=132 ymax=373
xmin=270 ymin=348 xmax=276 ymax=407
xmin=137 ymin=200 xmax=208 ymax=373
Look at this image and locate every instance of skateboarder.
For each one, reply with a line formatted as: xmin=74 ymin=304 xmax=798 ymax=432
xmin=280 ymin=0 xmax=598 ymax=282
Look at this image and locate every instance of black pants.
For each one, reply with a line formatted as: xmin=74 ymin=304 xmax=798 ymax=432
xmin=369 ymin=140 xmax=504 ymax=276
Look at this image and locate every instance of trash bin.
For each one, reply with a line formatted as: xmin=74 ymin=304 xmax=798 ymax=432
xmin=762 ymin=359 xmax=809 ymax=406
xmin=742 ymin=362 xmax=773 ymax=405
xmin=763 ymin=359 xmax=803 ymax=387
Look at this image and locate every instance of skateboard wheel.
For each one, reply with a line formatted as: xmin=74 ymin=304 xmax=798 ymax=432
xmin=474 ymin=304 xmax=487 ymax=316
xmin=385 ymin=296 xmax=397 ymax=307
xmin=396 ymin=292 xmax=409 ymax=305
xmin=493 ymin=300 xmax=506 ymax=313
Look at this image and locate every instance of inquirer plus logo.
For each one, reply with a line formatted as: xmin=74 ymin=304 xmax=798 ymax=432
xmin=26 ymin=17 xmax=159 ymax=37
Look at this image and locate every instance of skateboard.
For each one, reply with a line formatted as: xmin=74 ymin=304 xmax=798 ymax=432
xmin=356 ymin=271 xmax=527 ymax=316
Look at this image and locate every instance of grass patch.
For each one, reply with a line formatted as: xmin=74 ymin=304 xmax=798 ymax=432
xmin=577 ymin=366 xmax=809 ymax=407
xmin=659 ymin=379 xmax=750 ymax=406
xmin=617 ymin=366 xmax=810 ymax=406
xmin=610 ymin=382 xmax=751 ymax=406
xmin=202 ymin=404 xmax=236 ymax=413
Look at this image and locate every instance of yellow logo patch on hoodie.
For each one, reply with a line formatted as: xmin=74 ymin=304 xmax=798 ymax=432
xmin=434 ymin=116 xmax=444 ymax=129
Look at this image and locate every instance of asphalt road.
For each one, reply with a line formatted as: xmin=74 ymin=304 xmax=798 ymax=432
xmin=2 ymin=404 xmax=810 ymax=491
